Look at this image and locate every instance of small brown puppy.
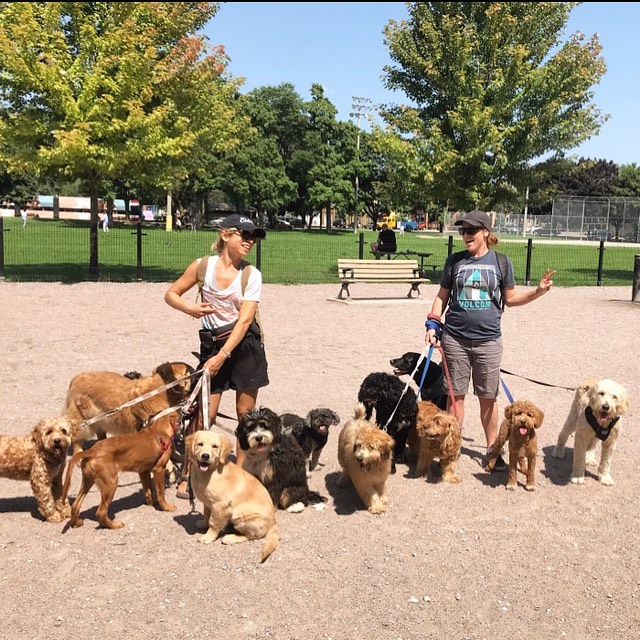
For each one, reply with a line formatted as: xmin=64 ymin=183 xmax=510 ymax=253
xmin=414 ymin=401 xmax=462 ymax=483
xmin=186 ymin=431 xmax=279 ymax=562
xmin=0 ymin=417 xmax=73 ymax=523
xmin=337 ymin=403 xmax=395 ymax=514
xmin=61 ymin=413 xmax=178 ymax=528
xmin=485 ymin=400 xmax=544 ymax=491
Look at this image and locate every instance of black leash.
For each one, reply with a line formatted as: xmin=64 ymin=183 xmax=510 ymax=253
xmin=499 ymin=368 xmax=576 ymax=392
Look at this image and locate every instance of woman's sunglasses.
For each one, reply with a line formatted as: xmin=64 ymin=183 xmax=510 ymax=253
xmin=458 ymin=226 xmax=484 ymax=236
xmin=234 ymin=229 xmax=259 ymax=241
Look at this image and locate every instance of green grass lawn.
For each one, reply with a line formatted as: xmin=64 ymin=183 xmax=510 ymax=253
xmin=1 ymin=216 xmax=638 ymax=286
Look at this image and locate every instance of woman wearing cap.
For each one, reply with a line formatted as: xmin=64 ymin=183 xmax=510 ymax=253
xmin=425 ymin=210 xmax=555 ymax=471
xmin=165 ymin=214 xmax=269 ymax=498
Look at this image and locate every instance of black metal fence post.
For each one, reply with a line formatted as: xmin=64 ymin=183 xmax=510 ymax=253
xmin=447 ymin=234 xmax=454 ymax=256
xmin=255 ymin=238 xmax=262 ymax=271
xmin=0 ymin=217 xmax=6 ymax=279
xmin=358 ymin=232 xmax=364 ymax=259
xmin=632 ymin=255 xmax=640 ymax=302
xmin=597 ymin=240 xmax=605 ymax=286
xmin=135 ymin=221 xmax=144 ymax=281
xmin=525 ymin=238 xmax=533 ymax=285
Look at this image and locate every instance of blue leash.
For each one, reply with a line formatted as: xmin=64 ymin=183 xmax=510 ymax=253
xmin=500 ymin=376 xmax=515 ymax=405
xmin=416 ymin=344 xmax=435 ymax=397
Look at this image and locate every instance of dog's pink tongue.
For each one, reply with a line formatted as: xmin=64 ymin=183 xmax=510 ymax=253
xmin=319 ymin=425 xmax=327 ymax=431
xmin=519 ymin=428 xmax=528 ymax=436
xmin=199 ymin=462 xmax=210 ymax=472
xmin=599 ymin=411 xmax=609 ymax=421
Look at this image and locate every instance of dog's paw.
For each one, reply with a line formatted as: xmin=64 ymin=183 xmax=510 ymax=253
xmin=286 ymin=502 xmax=305 ymax=513
xmin=599 ymin=474 xmax=614 ymax=486
xmin=551 ymin=446 xmax=564 ymax=459
xmin=444 ymin=475 xmax=461 ymax=484
xmin=45 ymin=511 xmax=66 ymax=523
xmin=368 ymin=503 xmax=387 ymax=515
xmin=525 ymin=484 xmax=536 ymax=492
xmin=570 ymin=476 xmax=585 ymax=485
xmin=505 ymin=484 xmax=516 ymax=491
xmin=199 ymin=532 xmax=217 ymax=544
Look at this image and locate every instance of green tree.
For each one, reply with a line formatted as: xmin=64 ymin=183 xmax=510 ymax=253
xmin=382 ymin=2 xmax=607 ymax=212
xmin=0 ymin=2 xmax=244 ymax=276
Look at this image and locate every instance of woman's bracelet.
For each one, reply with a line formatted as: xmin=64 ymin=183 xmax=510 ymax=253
xmin=221 ymin=347 xmax=232 ymax=359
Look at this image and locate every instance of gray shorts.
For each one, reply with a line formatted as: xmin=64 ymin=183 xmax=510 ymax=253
xmin=441 ymin=333 xmax=503 ymax=398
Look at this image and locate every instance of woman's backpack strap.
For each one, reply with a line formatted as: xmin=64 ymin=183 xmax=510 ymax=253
xmin=195 ymin=255 xmax=210 ymax=303
xmin=240 ymin=261 xmax=265 ymax=343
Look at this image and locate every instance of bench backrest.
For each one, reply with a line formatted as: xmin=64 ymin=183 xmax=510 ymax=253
xmin=337 ymin=259 xmax=422 ymax=280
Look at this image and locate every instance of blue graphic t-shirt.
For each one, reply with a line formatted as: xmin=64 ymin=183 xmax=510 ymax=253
xmin=440 ymin=251 xmax=515 ymax=341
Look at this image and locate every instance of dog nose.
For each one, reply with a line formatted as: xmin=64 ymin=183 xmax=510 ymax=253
xmin=53 ymin=438 xmax=61 ymax=445
xmin=201 ymin=453 xmax=210 ymax=461
xmin=602 ymin=403 xmax=610 ymax=411
xmin=256 ymin=435 xmax=263 ymax=443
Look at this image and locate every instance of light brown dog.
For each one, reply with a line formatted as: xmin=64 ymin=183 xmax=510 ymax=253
xmin=0 ymin=417 xmax=73 ymax=523
xmin=64 ymin=361 xmax=195 ymax=453
xmin=485 ymin=400 xmax=544 ymax=490
xmin=414 ymin=401 xmax=461 ymax=483
xmin=61 ymin=413 xmax=178 ymax=528
xmin=337 ymin=403 xmax=395 ymax=514
xmin=553 ymin=378 xmax=629 ymax=485
xmin=186 ymin=431 xmax=279 ymax=562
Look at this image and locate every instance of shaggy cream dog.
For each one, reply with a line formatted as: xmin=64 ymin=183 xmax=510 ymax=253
xmin=337 ymin=403 xmax=395 ymax=514
xmin=0 ymin=417 xmax=73 ymax=523
xmin=553 ymin=378 xmax=630 ymax=485
xmin=186 ymin=431 xmax=279 ymax=562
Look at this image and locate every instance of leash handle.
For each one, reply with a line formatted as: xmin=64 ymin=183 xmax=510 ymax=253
xmin=436 ymin=344 xmax=459 ymax=421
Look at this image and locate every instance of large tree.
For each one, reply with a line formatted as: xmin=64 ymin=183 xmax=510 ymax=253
xmin=382 ymin=2 xmax=607 ymax=212
xmin=0 ymin=2 xmax=245 ymax=276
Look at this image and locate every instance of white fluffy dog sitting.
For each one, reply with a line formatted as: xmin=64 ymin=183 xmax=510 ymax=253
xmin=553 ymin=378 xmax=630 ymax=485
xmin=337 ymin=403 xmax=395 ymax=514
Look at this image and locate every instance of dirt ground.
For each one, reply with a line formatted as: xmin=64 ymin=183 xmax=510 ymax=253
xmin=1 ymin=280 xmax=639 ymax=640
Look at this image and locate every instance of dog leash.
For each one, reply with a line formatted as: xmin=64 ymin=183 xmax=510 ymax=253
xmin=416 ymin=344 xmax=435 ymax=397
xmin=500 ymin=376 xmax=515 ymax=405
xmin=434 ymin=344 xmax=458 ymax=420
xmin=499 ymin=368 xmax=577 ymax=392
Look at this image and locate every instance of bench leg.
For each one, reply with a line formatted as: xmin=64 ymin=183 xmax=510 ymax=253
xmin=407 ymin=283 xmax=422 ymax=299
xmin=337 ymin=282 xmax=350 ymax=300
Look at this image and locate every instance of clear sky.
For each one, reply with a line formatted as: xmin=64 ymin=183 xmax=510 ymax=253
xmin=204 ymin=2 xmax=640 ymax=166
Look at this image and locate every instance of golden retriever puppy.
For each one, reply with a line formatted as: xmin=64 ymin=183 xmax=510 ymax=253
xmin=485 ymin=400 xmax=544 ymax=491
xmin=0 ymin=417 xmax=73 ymax=523
xmin=186 ymin=431 xmax=279 ymax=562
xmin=337 ymin=403 xmax=394 ymax=514
xmin=61 ymin=413 xmax=178 ymax=529
xmin=64 ymin=361 xmax=195 ymax=453
xmin=414 ymin=401 xmax=461 ymax=483
xmin=553 ymin=378 xmax=630 ymax=485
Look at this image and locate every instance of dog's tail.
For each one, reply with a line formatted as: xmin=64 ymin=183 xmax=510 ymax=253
xmin=261 ymin=524 xmax=279 ymax=562
xmin=60 ymin=449 xmax=90 ymax=504
xmin=353 ymin=402 xmax=367 ymax=421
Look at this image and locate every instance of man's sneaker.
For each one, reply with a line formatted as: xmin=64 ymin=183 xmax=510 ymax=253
xmin=492 ymin=455 xmax=507 ymax=472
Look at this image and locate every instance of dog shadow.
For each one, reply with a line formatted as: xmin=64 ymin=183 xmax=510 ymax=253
xmin=0 ymin=496 xmax=43 ymax=522
xmin=323 ymin=471 xmax=375 ymax=515
xmin=539 ymin=444 xmax=601 ymax=486
xmin=463 ymin=445 xmax=511 ymax=488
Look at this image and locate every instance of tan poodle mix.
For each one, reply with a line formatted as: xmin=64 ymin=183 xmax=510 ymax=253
xmin=414 ymin=401 xmax=462 ymax=483
xmin=0 ymin=417 xmax=73 ymax=523
xmin=485 ymin=400 xmax=544 ymax=491
xmin=62 ymin=413 xmax=178 ymax=529
xmin=64 ymin=361 xmax=194 ymax=453
xmin=337 ymin=403 xmax=395 ymax=514
xmin=553 ymin=378 xmax=629 ymax=485
xmin=186 ymin=431 xmax=279 ymax=562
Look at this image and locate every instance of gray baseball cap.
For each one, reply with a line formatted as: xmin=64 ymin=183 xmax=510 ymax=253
xmin=454 ymin=210 xmax=492 ymax=231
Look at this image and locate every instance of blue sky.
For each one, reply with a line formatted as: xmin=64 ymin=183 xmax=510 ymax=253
xmin=204 ymin=2 xmax=640 ymax=166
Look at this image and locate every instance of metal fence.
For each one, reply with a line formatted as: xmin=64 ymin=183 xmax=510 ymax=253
xmin=0 ymin=215 xmax=638 ymax=287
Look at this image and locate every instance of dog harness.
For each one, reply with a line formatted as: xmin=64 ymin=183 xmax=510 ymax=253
xmin=585 ymin=407 xmax=619 ymax=441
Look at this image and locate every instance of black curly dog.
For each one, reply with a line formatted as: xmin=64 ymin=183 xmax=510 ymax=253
xmin=236 ymin=407 xmax=326 ymax=511
xmin=389 ymin=351 xmax=447 ymax=410
xmin=281 ymin=408 xmax=341 ymax=476
xmin=357 ymin=372 xmax=417 ymax=472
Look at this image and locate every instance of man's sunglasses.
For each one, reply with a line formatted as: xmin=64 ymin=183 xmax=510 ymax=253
xmin=458 ymin=226 xmax=484 ymax=236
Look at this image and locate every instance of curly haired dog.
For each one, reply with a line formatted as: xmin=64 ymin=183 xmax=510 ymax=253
xmin=413 ymin=401 xmax=461 ymax=483
xmin=552 ymin=378 xmax=629 ymax=485
xmin=281 ymin=408 xmax=341 ymax=477
xmin=186 ymin=431 xmax=279 ymax=562
xmin=337 ymin=403 xmax=395 ymax=514
xmin=390 ymin=351 xmax=447 ymax=409
xmin=64 ymin=361 xmax=195 ymax=453
xmin=236 ymin=407 xmax=327 ymax=512
xmin=0 ymin=417 xmax=73 ymax=523
xmin=61 ymin=413 xmax=179 ymax=529
xmin=485 ymin=400 xmax=544 ymax=490
xmin=357 ymin=371 xmax=417 ymax=470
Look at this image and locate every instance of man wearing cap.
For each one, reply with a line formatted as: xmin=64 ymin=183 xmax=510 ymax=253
xmin=165 ymin=213 xmax=268 ymax=498
xmin=425 ymin=210 xmax=556 ymax=471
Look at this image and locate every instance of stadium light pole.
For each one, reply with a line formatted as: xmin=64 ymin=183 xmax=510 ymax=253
xmin=350 ymin=96 xmax=373 ymax=233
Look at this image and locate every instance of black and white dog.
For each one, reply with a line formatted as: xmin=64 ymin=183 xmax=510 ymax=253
xmin=281 ymin=408 xmax=341 ymax=477
xmin=357 ymin=372 xmax=418 ymax=471
xmin=389 ymin=351 xmax=447 ymax=410
xmin=236 ymin=407 xmax=326 ymax=512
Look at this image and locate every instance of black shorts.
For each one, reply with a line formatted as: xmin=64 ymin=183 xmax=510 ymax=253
xmin=208 ymin=332 xmax=269 ymax=393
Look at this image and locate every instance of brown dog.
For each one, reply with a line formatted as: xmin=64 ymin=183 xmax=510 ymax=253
xmin=64 ymin=361 xmax=195 ymax=453
xmin=186 ymin=431 xmax=279 ymax=562
xmin=337 ymin=403 xmax=395 ymax=514
xmin=414 ymin=401 xmax=462 ymax=483
xmin=485 ymin=400 xmax=544 ymax=490
xmin=0 ymin=417 xmax=73 ymax=523
xmin=61 ymin=413 xmax=178 ymax=528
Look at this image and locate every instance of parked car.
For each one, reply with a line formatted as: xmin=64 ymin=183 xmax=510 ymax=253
xmin=274 ymin=218 xmax=292 ymax=230
xmin=400 ymin=220 xmax=417 ymax=232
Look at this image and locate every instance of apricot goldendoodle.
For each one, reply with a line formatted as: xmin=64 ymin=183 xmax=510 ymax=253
xmin=414 ymin=400 xmax=462 ymax=483
xmin=485 ymin=400 xmax=544 ymax=491
xmin=553 ymin=378 xmax=629 ymax=486
xmin=337 ymin=403 xmax=395 ymax=514
xmin=0 ymin=417 xmax=73 ymax=522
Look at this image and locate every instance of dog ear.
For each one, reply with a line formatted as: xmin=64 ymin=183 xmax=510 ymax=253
xmin=504 ymin=404 xmax=513 ymax=421
xmin=31 ymin=422 xmax=44 ymax=448
xmin=330 ymin=411 xmax=340 ymax=425
xmin=619 ymin=388 xmax=630 ymax=415
xmin=220 ymin=437 xmax=232 ymax=464
xmin=185 ymin=433 xmax=196 ymax=462
xmin=534 ymin=405 xmax=545 ymax=428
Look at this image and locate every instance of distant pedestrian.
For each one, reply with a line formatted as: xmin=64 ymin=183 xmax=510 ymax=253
xmin=21 ymin=209 xmax=27 ymax=228
xmin=102 ymin=212 xmax=109 ymax=233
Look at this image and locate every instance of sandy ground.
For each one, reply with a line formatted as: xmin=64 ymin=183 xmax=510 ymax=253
xmin=1 ymin=279 xmax=639 ymax=640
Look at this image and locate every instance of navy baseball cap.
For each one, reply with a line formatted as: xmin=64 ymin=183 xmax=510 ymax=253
xmin=220 ymin=214 xmax=266 ymax=238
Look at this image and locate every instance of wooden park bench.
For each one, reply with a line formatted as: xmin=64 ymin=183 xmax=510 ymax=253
xmin=335 ymin=258 xmax=430 ymax=300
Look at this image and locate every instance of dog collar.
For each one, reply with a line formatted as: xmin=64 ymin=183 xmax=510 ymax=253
xmin=585 ymin=406 xmax=619 ymax=441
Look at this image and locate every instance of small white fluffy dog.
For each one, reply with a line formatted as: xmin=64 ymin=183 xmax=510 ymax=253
xmin=553 ymin=378 xmax=630 ymax=485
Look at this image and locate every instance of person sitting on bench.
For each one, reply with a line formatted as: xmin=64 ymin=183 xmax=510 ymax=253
xmin=370 ymin=223 xmax=397 ymax=258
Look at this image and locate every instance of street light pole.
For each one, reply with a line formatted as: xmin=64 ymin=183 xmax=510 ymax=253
xmin=350 ymin=96 xmax=373 ymax=234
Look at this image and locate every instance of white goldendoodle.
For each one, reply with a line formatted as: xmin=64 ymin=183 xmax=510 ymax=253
xmin=552 ymin=378 xmax=630 ymax=485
